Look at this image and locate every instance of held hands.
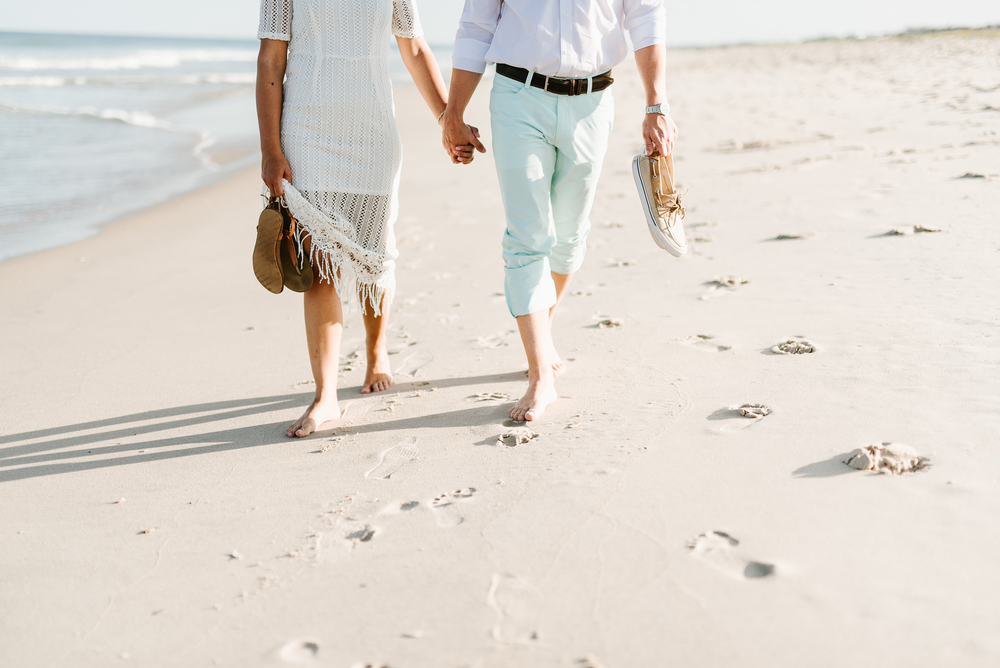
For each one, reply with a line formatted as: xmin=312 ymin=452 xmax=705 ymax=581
xmin=262 ymin=151 xmax=292 ymax=197
xmin=643 ymin=112 xmax=678 ymax=157
xmin=441 ymin=112 xmax=486 ymax=165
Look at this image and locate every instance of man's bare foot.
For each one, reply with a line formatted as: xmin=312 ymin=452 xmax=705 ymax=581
xmin=286 ymin=399 xmax=341 ymax=438
xmin=362 ymin=347 xmax=393 ymax=394
xmin=509 ymin=374 xmax=559 ymax=422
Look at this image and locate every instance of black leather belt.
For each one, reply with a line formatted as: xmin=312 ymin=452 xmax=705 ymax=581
xmin=495 ymin=63 xmax=613 ymax=96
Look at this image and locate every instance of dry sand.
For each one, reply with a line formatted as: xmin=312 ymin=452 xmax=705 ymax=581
xmin=2 ymin=32 xmax=999 ymax=667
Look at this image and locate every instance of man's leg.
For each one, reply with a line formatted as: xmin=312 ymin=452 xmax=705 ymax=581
xmin=490 ymin=75 xmax=560 ymax=419
xmin=546 ymin=89 xmax=615 ymax=368
xmin=549 ymin=272 xmax=575 ymax=322
xmin=510 ymin=311 xmax=559 ymax=421
xmin=547 ymin=271 xmax=574 ymax=375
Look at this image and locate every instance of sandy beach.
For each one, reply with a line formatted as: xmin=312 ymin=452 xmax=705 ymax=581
xmin=2 ymin=31 xmax=999 ymax=667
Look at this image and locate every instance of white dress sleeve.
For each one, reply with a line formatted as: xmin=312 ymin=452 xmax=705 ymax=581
xmin=258 ymin=0 xmax=292 ymax=41
xmin=392 ymin=0 xmax=424 ymax=39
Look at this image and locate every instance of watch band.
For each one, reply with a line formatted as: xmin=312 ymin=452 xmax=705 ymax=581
xmin=645 ymin=103 xmax=669 ymax=116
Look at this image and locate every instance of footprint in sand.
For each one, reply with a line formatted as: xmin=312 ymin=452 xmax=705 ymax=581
xmin=476 ymin=331 xmax=515 ymax=348
xmin=701 ymin=276 xmax=749 ymax=300
xmin=340 ymin=350 xmax=363 ymax=374
xmin=709 ymin=404 xmax=772 ymax=433
xmin=497 ymin=428 xmax=538 ymax=447
xmin=395 ymin=351 xmax=434 ymax=377
xmin=844 ymin=442 xmax=930 ymax=475
xmin=430 ymin=488 xmax=476 ymax=528
xmin=343 ymin=524 xmax=378 ymax=544
xmin=885 ymin=225 xmax=942 ymax=236
xmin=735 ymin=403 xmax=771 ymax=419
xmin=771 ymin=338 xmax=815 ymax=354
xmin=676 ymin=334 xmax=731 ymax=352
xmin=687 ymin=531 xmax=775 ymax=580
xmin=470 ymin=391 xmax=514 ymax=402
xmin=575 ymin=657 xmax=609 ymax=668
xmin=272 ymin=638 xmax=321 ymax=664
xmin=708 ymin=276 xmax=749 ymax=288
xmin=487 ymin=573 xmax=541 ymax=644
xmin=364 ymin=438 xmax=419 ymax=480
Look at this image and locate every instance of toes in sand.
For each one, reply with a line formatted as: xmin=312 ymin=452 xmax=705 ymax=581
xmin=287 ymin=400 xmax=342 ymax=438
xmin=509 ymin=378 xmax=558 ymax=422
xmin=361 ymin=354 xmax=393 ymax=394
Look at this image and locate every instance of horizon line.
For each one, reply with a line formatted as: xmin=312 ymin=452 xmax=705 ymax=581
xmin=1 ymin=24 xmax=997 ymax=52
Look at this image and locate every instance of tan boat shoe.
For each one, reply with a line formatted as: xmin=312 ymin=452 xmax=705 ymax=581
xmin=632 ymin=151 xmax=687 ymax=257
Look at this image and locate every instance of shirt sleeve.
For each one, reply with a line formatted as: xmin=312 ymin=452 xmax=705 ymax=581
xmin=393 ymin=0 xmax=425 ymax=39
xmin=623 ymin=0 xmax=666 ymax=51
xmin=452 ymin=0 xmax=503 ymax=74
xmin=258 ymin=0 xmax=292 ymax=41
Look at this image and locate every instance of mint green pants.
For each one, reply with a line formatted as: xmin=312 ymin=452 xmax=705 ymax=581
xmin=489 ymin=72 xmax=615 ymax=317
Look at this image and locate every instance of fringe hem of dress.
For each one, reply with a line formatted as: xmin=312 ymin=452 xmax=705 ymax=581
xmin=276 ymin=181 xmax=396 ymax=317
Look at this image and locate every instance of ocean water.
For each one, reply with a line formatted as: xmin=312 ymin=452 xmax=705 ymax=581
xmin=0 ymin=31 xmax=450 ymax=263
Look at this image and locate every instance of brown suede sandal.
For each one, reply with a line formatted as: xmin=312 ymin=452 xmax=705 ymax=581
xmin=280 ymin=209 xmax=313 ymax=293
xmin=253 ymin=202 xmax=285 ymax=294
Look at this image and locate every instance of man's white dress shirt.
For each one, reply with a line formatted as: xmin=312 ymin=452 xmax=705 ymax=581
xmin=453 ymin=0 xmax=665 ymax=79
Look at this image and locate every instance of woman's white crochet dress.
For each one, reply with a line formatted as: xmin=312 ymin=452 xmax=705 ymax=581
xmin=258 ymin=0 xmax=423 ymax=314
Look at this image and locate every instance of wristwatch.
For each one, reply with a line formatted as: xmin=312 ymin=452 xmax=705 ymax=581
xmin=645 ymin=103 xmax=669 ymax=116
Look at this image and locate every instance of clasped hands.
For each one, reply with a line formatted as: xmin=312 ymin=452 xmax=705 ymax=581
xmin=440 ymin=110 xmax=486 ymax=165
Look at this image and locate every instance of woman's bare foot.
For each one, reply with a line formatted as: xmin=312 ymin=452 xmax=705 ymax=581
xmin=509 ymin=374 xmax=559 ymax=422
xmin=361 ymin=347 xmax=393 ymax=394
xmin=286 ymin=399 xmax=341 ymax=438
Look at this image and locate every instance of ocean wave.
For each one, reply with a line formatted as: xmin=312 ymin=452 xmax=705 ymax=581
xmin=0 ymin=102 xmax=173 ymax=129
xmin=0 ymin=49 xmax=258 ymax=71
xmin=0 ymin=102 xmax=221 ymax=167
xmin=0 ymin=72 xmax=257 ymax=87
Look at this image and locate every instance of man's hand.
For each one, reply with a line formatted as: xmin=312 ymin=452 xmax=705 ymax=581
xmin=643 ymin=112 xmax=678 ymax=157
xmin=442 ymin=115 xmax=487 ymax=164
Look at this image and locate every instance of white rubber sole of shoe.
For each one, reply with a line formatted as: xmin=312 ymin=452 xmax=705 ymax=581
xmin=632 ymin=154 xmax=687 ymax=258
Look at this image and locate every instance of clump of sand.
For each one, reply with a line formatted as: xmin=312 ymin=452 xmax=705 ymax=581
xmin=771 ymin=339 xmax=816 ymax=354
xmin=735 ymin=404 xmax=771 ymax=418
xmin=844 ymin=442 xmax=931 ymax=475
xmin=498 ymin=428 xmax=539 ymax=447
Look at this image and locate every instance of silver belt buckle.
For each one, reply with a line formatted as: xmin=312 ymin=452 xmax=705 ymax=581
xmin=544 ymin=75 xmax=570 ymax=94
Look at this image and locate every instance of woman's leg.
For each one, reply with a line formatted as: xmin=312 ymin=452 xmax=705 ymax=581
xmin=361 ymin=291 xmax=393 ymax=394
xmin=287 ymin=278 xmax=344 ymax=437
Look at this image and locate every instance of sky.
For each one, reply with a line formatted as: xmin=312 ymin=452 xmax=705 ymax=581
xmin=3 ymin=0 xmax=1000 ymax=47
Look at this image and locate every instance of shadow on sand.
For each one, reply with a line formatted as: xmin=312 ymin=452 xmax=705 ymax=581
xmin=0 ymin=371 xmax=525 ymax=483
xmin=793 ymin=452 xmax=858 ymax=478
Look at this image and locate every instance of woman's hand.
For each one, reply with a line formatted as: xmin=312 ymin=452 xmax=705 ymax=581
xmin=262 ymin=151 xmax=292 ymax=198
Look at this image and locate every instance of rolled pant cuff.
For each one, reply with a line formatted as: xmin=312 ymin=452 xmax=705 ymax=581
xmin=505 ymin=259 xmax=557 ymax=317
xmin=549 ymin=252 xmax=587 ymax=276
